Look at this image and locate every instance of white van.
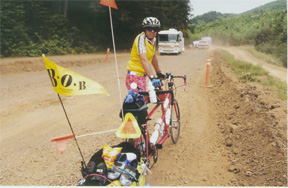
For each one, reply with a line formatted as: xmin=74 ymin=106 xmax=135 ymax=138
xmin=198 ymin=40 xmax=209 ymax=48
xmin=158 ymin=28 xmax=185 ymax=55
xmin=201 ymin=37 xmax=212 ymax=46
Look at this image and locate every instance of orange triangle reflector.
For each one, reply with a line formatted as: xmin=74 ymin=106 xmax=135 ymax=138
xmin=121 ymin=119 xmax=137 ymax=134
xmin=51 ymin=134 xmax=74 ymax=155
xmin=116 ymin=113 xmax=141 ymax=139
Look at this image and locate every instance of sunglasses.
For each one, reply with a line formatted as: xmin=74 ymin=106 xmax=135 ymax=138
xmin=146 ymin=27 xmax=159 ymax=32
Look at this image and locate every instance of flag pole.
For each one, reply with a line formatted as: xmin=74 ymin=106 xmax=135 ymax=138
xmin=108 ymin=6 xmax=124 ymax=120
xmin=57 ymin=94 xmax=87 ymax=168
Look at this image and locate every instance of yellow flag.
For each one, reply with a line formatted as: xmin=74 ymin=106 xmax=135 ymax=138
xmin=43 ymin=54 xmax=109 ymax=96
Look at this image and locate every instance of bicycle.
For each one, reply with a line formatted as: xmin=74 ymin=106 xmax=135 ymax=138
xmin=129 ymin=73 xmax=186 ymax=170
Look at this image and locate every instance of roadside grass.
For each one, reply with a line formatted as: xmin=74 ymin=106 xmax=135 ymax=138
xmin=243 ymin=46 xmax=284 ymax=68
xmin=221 ymin=50 xmax=287 ymax=100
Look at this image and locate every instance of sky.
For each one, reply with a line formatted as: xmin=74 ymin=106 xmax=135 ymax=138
xmin=190 ymin=0 xmax=276 ymax=17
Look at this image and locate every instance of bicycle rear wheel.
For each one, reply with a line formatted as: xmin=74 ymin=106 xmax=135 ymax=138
xmin=170 ymin=99 xmax=180 ymax=144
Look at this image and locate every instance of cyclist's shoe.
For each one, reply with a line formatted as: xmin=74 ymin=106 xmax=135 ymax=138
xmin=108 ymin=153 xmax=128 ymax=180
xmin=120 ymin=172 xmax=135 ymax=186
xmin=114 ymin=153 xmax=127 ymax=168
xmin=110 ymin=153 xmax=137 ymax=184
xmin=119 ymin=159 xmax=137 ymax=186
xmin=108 ymin=169 xmax=121 ymax=180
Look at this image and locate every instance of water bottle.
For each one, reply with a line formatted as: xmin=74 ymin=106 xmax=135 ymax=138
xmin=150 ymin=124 xmax=160 ymax=145
xmin=165 ymin=106 xmax=171 ymax=125
xmin=163 ymin=98 xmax=169 ymax=110
xmin=160 ymin=121 xmax=165 ymax=137
xmin=148 ymin=81 xmax=157 ymax=103
xmin=155 ymin=118 xmax=165 ymax=137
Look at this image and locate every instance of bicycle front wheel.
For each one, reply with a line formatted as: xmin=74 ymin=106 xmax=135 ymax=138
xmin=170 ymin=99 xmax=180 ymax=144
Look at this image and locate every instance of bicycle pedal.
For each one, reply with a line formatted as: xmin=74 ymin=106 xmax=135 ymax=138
xmin=156 ymin=144 xmax=162 ymax=149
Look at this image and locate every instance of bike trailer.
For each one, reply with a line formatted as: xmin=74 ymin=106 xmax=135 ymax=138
xmin=78 ymin=142 xmax=145 ymax=186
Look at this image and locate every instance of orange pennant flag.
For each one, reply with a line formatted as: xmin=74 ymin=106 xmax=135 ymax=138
xmin=99 ymin=0 xmax=118 ymax=9
xmin=51 ymin=134 xmax=75 ymax=155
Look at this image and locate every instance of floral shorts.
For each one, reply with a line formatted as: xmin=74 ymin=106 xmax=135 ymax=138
xmin=126 ymin=74 xmax=147 ymax=92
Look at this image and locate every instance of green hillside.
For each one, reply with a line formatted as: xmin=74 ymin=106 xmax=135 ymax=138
xmin=191 ymin=11 xmax=235 ymax=26
xmin=243 ymin=0 xmax=287 ymax=14
xmin=190 ymin=0 xmax=287 ymax=67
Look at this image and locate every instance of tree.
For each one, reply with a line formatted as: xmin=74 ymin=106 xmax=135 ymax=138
xmin=0 ymin=2 xmax=28 ymax=56
xmin=254 ymin=28 xmax=272 ymax=46
xmin=0 ymin=0 xmax=192 ymax=56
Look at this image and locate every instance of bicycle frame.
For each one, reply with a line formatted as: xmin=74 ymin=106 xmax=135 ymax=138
xmin=137 ymin=74 xmax=186 ymax=161
xmin=138 ymin=92 xmax=171 ymax=159
xmin=147 ymin=92 xmax=173 ymax=145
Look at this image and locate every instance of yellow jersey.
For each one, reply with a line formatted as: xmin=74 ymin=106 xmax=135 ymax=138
xmin=126 ymin=32 xmax=156 ymax=75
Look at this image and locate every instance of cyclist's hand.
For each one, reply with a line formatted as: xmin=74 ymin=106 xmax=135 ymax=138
xmin=151 ymin=78 xmax=162 ymax=87
xmin=157 ymin=72 xmax=165 ymax=79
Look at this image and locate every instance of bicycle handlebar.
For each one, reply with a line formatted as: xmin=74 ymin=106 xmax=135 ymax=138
xmin=162 ymin=73 xmax=187 ymax=90
xmin=130 ymin=73 xmax=186 ymax=94
xmin=172 ymin=75 xmax=187 ymax=89
xmin=138 ymin=90 xmax=172 ymax=96
xmin=138 ymin=73 xmax=187 ymax=96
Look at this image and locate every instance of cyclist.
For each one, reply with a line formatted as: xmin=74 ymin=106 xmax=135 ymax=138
xmin=126 ymin=17 xmax=165 ymax=92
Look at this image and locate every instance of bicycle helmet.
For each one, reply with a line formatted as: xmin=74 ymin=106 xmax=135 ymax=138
xmin=142 ymin=17 xmax=161 ymax=28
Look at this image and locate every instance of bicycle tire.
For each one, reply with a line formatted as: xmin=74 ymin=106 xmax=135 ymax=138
xmin=169 ymin=99 xmax=180 ymax=144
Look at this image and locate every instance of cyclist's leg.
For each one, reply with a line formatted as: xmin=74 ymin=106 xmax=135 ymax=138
xmin=126 ymin=74 xmax=147 ymax=92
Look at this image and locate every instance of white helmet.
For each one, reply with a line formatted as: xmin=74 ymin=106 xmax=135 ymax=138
xmin=142 ymin=17 xmax=161 ymax=28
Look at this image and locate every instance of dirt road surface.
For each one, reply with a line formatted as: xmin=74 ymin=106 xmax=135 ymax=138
xmin=217 ymin=46 xmax=287 ymax=83
xmin=0 ymin=47 xmax=287 ymax=186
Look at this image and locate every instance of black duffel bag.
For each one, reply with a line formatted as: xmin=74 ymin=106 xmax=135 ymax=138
xmin=119 ymin=99 xmax=148 ymax=126
xmin=78 ymin=142 xmax=141 ymax=186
